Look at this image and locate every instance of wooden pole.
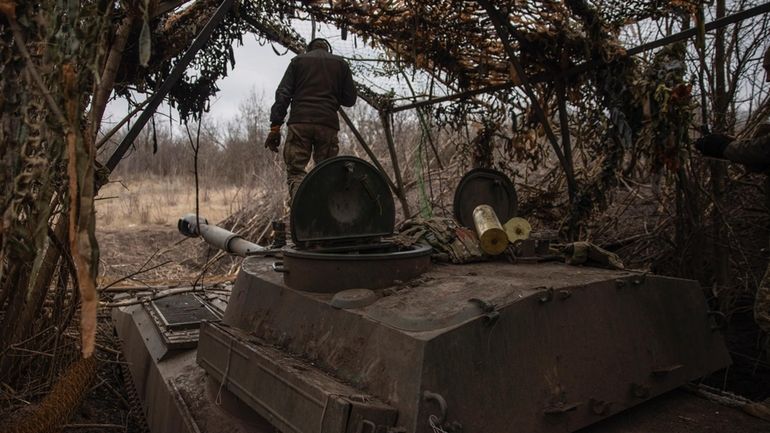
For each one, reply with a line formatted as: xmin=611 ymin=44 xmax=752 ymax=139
xmin=339 ymin=109 xmax=399 ymax=195
xmin=380 ymin=111 xmax=411 ymax=218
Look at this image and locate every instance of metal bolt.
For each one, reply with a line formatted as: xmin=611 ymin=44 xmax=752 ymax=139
xmin=590 ymin=399 xmax=610 ymax=415
xmin=538 ymin=287 xmax=554 ymax=304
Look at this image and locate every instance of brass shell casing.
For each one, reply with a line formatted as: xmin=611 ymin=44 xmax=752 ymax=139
xmin=472 ymin=204 xmax=509 ymax=255
xmin=503 ymin=217 xmax=532 ymax=243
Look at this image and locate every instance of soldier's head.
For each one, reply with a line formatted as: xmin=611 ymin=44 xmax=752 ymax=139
xmin=764 ymin=46 xmax=770 ymax=83
xmin=307 ymin=38 xmax=331 ymax=53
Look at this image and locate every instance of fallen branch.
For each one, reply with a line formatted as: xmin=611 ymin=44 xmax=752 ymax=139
xmin=61 ymin=333 xmax=122 ymax=356
xmin=100 ymin=259 xmax=172 ymax=291
xmin=687 ymin=383 xmax=752 ymax=408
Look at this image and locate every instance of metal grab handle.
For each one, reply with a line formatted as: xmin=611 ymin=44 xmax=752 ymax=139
xmin=423 ymin=391 xmax=448 ymax=425
xmin=272 ymin=261 xmax=289 ymax=273
xmin=355 ymin=420 xmax=376 ymax=433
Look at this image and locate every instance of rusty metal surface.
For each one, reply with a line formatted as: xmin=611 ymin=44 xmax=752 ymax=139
xmin=453 ymin=168 xmax=517 ymax=229
xmin=197 ymin=321 xmax=398 ymax=433
xmin=223 ymin=257 xmax=730 ymax=433
xmin=280 ymin=243 xmax=432 ymax=292
xmin=291 ymin=156 xmax=396 ymax=247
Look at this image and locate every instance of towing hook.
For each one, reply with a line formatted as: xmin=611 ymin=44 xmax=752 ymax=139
xmin=423 ymin=390 xmax=447 ymax=425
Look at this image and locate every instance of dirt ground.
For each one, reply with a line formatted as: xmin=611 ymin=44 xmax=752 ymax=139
xmin=97 ymin=225 xmax=216 ymax=285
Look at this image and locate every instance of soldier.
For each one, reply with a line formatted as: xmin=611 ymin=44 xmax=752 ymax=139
xmin=694 ymin=48 xmax=770 ymax=420
xmin=264 ymin=38 xmax=357 ymax=202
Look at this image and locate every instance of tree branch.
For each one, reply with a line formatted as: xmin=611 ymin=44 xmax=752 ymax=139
xmin=89 ymin=13 xmax=136 ymax=141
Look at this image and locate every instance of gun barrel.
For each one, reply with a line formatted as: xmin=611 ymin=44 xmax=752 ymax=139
xmin=178 ymin=213 xmax=264 ymax=256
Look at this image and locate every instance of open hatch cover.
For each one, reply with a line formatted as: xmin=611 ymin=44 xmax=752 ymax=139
xmin=453 ymin=168 xmax=517 ymax=229
xmin=291 ymin=156 xmax=396 ymax=247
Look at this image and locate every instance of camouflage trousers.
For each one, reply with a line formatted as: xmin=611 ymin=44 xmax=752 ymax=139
xmin=283 ymin=123 xmax=340 ymax=201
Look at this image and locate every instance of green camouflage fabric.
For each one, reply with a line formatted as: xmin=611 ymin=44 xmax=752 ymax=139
xmin=561 ymin=241 xmax=625 ymax=270
xmin=395 ymin=217 xmax=485 ymax=264
xmin=283 ymin=123 xmax=340 ymax=200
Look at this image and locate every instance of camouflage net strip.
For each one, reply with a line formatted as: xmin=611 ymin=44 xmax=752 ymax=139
xmin=0 ymin=357 xmax=97 ymax=433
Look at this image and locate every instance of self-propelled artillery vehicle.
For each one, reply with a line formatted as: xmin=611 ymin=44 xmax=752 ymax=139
xmin=113 ymin=156 xmax=730 ymax=433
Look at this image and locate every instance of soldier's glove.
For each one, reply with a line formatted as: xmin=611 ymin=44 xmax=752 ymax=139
xmin=265 ymin=125 xmax=281 ymax=153
xmin=694 ymin=133 xmax=733 ymax=159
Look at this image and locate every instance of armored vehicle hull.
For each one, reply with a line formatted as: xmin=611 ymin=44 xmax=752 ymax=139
xmin=114 ymin=258 xmax=731 ymax=433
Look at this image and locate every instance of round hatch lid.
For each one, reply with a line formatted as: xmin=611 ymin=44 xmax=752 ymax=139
xmin=453 ymin=168 xmax=517 ymax=229
xmin=291 ymin=156 xmax=396 ymax=246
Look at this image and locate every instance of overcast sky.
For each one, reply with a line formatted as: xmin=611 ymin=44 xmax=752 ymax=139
xmin=102 ymin=35 xmax=292 ymax=130
xmin=205 ymin=35 xmax=292 ymax=121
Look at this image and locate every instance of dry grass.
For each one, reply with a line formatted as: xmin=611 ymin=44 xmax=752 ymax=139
xmin=93 ymin=175 xmax=281 ymax=285
xmin=95 ymin=175 xmax=257 ymax=229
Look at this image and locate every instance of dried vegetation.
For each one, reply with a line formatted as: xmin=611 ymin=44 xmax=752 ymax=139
xmin=1 ymin=0 xmax=770 ymax=429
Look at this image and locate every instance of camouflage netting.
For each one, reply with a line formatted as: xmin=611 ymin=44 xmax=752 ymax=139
xmin=293 ymin=0 xmax=697 ymax=91
xmin=0 ymin=357 xmax=97 ymax=433
xmin=116 ymin=0 xmax=704 ymax=237
xmin=120 ymin=0 xmax=699 ymax=121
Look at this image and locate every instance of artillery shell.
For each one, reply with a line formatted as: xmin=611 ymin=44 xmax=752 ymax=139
xmin=472 ymin=204 xmax=509 ymax=255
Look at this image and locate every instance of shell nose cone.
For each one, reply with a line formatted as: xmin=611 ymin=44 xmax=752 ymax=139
xmin=178 ymin=213 xmax=208 ymax=237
